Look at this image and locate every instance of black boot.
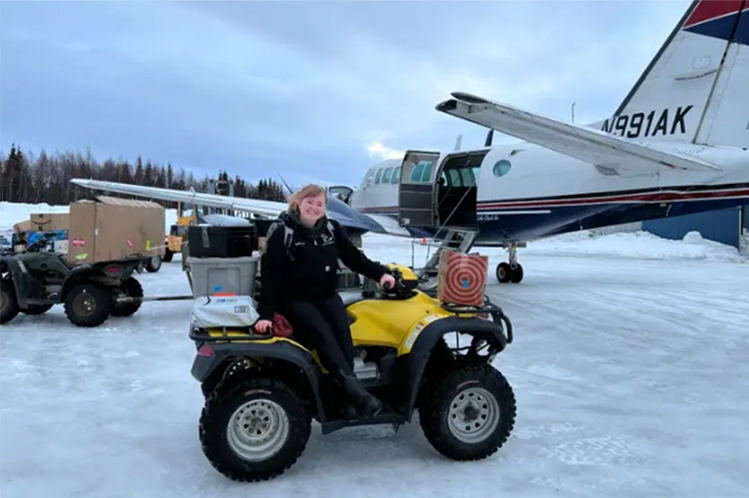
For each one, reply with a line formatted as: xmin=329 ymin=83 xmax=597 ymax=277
xmin=341 ymin=375 xmax=382 ymax=417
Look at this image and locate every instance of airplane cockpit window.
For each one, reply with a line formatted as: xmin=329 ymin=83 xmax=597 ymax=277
xmin=493 ymin=160 xmax=512 ymax=177
xmin=375 ymin=168 xmax=384 ymax=184
xmin=382 ymin=167 xmax=393 ymax=184
xmin=391 ymin=166 xmax=401 ymax=184
xmin=461 ymin=168 xmax=476 ymax=186
xmin=361 ymin=168 xmax=375 ymax=187
xmin=448 ymin=169 xmax=462 ymax=186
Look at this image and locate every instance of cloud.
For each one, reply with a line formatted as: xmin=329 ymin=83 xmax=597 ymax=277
xmin=0 ymin=0 xmax=692 ymax=188
xmin=367 ymin=142 xmax=405 ymax=161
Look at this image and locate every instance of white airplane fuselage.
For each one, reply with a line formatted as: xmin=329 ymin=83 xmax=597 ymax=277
xmin=347 ymin=141 xmax=749 ymax=245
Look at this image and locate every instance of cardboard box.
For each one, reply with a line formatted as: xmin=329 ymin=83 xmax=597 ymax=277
xmin=67 ymin=196 xmax=165 ymax=265
xmin=437 ymin=250 xmax=489 ymax=307
xmin=29 ymin=213 xmax=69 ymax=231
xmin=13 ymin=220 xmax=31 ymax=233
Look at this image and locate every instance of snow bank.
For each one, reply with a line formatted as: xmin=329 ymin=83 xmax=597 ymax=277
xmin=526 ymin=229 xmax=746 ymax=262
xmin=363 ymin=228 xmax=746 ymax=265
xmin=0 ymin=201 xmax=179 ymax=233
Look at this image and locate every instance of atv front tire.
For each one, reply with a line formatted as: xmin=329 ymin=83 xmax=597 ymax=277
xmin=0 ymin=279 xmax=19 ymax=324
xmin=199 ymin=377 xmax=311 ymax=482
xmin=419 ymin=363 xmax=516 ymax=461
xmin=64 ymin=283 xmax=112 ymax=327
xmin=110 ymin=277 xmax=143 ymax=317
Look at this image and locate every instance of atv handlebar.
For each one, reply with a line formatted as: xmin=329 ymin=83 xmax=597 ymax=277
xmin=381 ymin=267 xmax=407 ymax=295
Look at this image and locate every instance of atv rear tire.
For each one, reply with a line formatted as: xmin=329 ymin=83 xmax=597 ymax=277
xmin=20 ymin=304 xmax=54 ymax=315
xmin=419 ymin=363 xmax=516 ymax=461
xmin=199 ymin=377 xmax=311 ymax=482
xmin=110 ymin=277 xmax=143 ymax=317
xmin=0 ymin=279 xmax=19 ymax=324
xmin=64 ymin=282 xmax=112 ymax=327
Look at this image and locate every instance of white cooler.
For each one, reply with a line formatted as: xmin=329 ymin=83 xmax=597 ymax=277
xmin=191 ymin=295 xmax=259 ymax=329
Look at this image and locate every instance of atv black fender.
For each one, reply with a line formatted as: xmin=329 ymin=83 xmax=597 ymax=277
xmin=396 ymin=316 xmax=510 ymax=422
xmin=0 ymin=256 xmax=33 ymax=309
xmin=191 ymin=339 xmax=329 ymax=423
xmin=60 ymin=263 xmax=128 ymax=298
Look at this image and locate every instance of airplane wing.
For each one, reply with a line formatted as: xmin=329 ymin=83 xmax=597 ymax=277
xmin=68 ymin=179 xmax=397 ymax=236
xmin=435 ymin=92 xmax=722 ymax=176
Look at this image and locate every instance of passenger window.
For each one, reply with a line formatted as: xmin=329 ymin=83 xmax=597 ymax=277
xmin=375 ymin=168 xmax=383 ymax=184
xmin=449 ymin=169 xmax=462 ymax=186
xmin=391 ymin=166 xmax=401 ymax=184
xmin=382 ymin=167 xmax=393 ymax=184
xmin=493 ymin=160 xmax=512 ymax=177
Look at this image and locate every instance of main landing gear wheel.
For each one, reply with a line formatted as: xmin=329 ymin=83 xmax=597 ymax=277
xmin=496 ymin=263 xmax=523 ymax=284
xmin=496 ymin=243 xmax=523 ymax=283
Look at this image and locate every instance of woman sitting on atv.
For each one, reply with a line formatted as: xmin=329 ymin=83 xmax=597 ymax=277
xmin=255 ymin=184 xmax=396 ymax=417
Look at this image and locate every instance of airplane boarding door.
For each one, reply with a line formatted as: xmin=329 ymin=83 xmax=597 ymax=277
xmin=398 ymin=150 xmax=440 ymax=228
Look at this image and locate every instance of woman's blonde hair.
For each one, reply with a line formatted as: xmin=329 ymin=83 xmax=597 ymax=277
xmin=287 ymin=184 xmax=327 ymax=213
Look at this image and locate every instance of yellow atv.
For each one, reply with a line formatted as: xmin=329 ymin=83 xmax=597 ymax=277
xmin=189 ymin=264 xmax=516 ymax=482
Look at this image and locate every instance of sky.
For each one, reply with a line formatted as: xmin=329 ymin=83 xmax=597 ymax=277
xmin=0 ymin=0 xmax=692 ymax=188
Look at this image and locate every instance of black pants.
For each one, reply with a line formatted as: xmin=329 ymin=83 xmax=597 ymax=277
xmin=288 ymin=294 xmax=355 ymax=379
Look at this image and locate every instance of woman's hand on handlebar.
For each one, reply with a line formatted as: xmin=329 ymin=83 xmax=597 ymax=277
xmin=379 ymin=273 xmax=397 ymax=290
xmin=255 ymin=319 xmax=273 ymax=332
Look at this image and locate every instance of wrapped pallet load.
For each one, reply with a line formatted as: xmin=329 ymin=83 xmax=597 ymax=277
xmin=437 ymin=250 xmax=489 ymax=307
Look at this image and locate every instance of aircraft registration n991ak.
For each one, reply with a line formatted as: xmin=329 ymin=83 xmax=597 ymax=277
xmin=71 ymin=0 xmax=749 ymax=285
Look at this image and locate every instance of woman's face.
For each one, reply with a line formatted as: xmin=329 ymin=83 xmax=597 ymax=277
xmin=298 ymin=193 xmax=326 ymax=225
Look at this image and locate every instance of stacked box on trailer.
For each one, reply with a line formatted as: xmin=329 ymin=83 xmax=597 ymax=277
xmin=68 ymin=196 xmax=165 ymax=265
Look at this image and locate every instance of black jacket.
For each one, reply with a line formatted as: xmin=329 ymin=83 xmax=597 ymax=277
xmin=256 ymin=211 xmax=389 ymax=320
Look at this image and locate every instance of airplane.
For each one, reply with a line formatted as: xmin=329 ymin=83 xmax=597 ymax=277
xmin=70 ymin=0 xmax=749 ymax=286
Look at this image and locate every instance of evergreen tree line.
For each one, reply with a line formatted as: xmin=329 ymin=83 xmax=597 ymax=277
xmin=0 ymin=144 xmax=289 ymax=207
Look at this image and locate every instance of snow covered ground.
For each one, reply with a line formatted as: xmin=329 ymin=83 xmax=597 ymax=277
xmin=2 ymin=202 xmax=749 ymax=498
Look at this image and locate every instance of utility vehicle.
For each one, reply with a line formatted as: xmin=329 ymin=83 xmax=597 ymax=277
xmin=1 ymin=234 xmax=148 ymax=327
xmin=190 ymin=265 xmax=516 ymax=482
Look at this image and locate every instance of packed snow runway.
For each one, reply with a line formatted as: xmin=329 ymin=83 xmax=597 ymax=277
xmin=2 ymin=207 xmax=749 ymax=498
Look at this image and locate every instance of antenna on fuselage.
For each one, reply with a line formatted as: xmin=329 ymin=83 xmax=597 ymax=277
xmin=571 ymin=102 xmax=576 ymax=123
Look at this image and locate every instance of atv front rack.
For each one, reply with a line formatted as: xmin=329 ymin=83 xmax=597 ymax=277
xmin=440 ymin=299 xmax=514 ymax=344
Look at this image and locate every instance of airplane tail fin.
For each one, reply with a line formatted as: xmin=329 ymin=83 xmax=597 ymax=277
xmin=603 ymin=0 xmax=749 ymax=148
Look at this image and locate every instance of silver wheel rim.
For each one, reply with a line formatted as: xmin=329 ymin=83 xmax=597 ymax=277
xmin=447 ymin=387 xmax=500 ymax=443
xmin=226 ymin=399 xmax=289 ymax=461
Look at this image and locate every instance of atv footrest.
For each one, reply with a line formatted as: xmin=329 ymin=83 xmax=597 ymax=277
xmin=320 ymin=410 xmax=406 ymax=435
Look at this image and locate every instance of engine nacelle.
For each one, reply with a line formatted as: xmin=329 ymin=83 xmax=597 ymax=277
xmin=327 ymin=185 xmax=354 ymax=205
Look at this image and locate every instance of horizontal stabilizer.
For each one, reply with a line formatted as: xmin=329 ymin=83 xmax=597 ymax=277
xmin=436 ymin=92 xmax=722 ymax=176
